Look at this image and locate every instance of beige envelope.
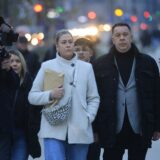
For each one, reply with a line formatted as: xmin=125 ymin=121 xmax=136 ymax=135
xmin=43 ymin=69 xmax=64 ymax=107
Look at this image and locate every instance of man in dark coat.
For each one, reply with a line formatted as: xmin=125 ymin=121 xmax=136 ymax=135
xmin=93 ymin=22 xmax=160 ymax=160
xmin=16 ymin=36 xmax=40 ymax=79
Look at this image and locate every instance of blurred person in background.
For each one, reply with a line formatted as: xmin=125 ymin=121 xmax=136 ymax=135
xmin=0 ymin=47 xmax=20 ymax=160
xmin=74 ymin=37 xmax=96 ymax=63
xmin=150 ymin=30 xmax=160 ymax=73
xmin=74 ymin=37 xmax=101 ymax=160
xmin=43 ymin=34 xmax=57 ymax=62
xmin=9 ymin=49 xmax=41 ymax=160
xmin=28 ymin=29 xmax=100 ymax=160
xmin=16 ymin=36 xmax=40 ymax=79
xmin=93 ymin=22 xmax=160 ymax=160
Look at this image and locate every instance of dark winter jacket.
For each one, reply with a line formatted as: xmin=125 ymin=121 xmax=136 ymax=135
xmin=93 ymin=45 xmax=160 ymax=148
xmin=14 ymin=73 xmax=42 ymax=158
xmin=0 ymin=69 xmax=19 ymax=133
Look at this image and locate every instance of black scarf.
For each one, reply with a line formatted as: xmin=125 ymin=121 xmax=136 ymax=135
xmin=114 ymin=45 xmax=135 ymax=86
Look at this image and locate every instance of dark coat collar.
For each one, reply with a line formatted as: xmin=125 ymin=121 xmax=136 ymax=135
xmin=93 ymin=44 xmax=143 ymax=77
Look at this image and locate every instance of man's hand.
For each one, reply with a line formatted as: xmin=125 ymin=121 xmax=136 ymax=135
xmin=152 ymin=132 xmax=160 ymax=141
xmin=1 ymin=58 xmax=11 ymax=71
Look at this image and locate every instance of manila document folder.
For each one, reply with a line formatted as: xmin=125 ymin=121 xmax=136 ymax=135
xmin=43 ymin=69 xmax=64 ymax=107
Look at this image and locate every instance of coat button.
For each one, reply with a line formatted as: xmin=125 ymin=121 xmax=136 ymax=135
xmin=71 ymin=63 xmax=75 ymax=67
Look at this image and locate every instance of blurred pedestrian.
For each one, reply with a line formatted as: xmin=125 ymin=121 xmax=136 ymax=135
xmin=74 ymin=37 xmax=101 ymax=160
xmin=74 ymin=37 xmax=95 ymax=63
xmin=0 ymin=47 xmax=20 ymax=160
xmin=28 ymin=29 xmax=100 ymax=160
xmin=16 ymin=36 xmax=40 ymax=79
xmin=43 ymin=35 xmax=57 ymax=62
xmin=9 ymin=49 xmax=41 ymax=159
xmin=93 ymin=22 xmax=160 ymax=160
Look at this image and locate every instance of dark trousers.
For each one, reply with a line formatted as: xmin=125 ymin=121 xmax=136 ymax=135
xmin=0 ymin=132 xmax=11 ymax=160
xmin=103 ymin=111 xmax=148 ymax=160
xmin=87 ymin=142 xmax=101 ymax=160
xmin=103 ymin=147 xmax=148 ymax=160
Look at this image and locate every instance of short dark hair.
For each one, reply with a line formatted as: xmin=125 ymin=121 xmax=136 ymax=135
xmin=74 ymin=38 xmax=93 ymax=49
xmin=112 ymin=22 xmax=131 ymax=33
xmin=18 ymin=36 xmax=28 ymax=44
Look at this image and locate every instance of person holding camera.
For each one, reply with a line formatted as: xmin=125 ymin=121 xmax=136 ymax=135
xmin=0 ymin=47 xmax=20 ymax=160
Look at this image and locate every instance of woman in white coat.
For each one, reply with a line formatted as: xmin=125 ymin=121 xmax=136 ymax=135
xmin=28 ymin=29 xmax=100 ymax=160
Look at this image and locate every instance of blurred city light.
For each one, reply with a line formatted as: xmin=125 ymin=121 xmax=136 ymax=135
xmin=37 ymin=32 xmax=44 ymax=40
xmin=87 ymin=11 xmax=97 ymax=19
xmin=25 ymin=33 xmax=32 ymax=41
xmin=148 ymin=15 xmax=153 ymax=22
xmin=31 ymin=37 xmax=39 ymax=46
xmin=33 ymin=3 xmax=43 ymax=13
xmin=103 ymin=24 xmax=112 ymax=31
xmin=47 ymin=9 xmax=59 ymax=19
xmin=69 ymin=26 xmax=98 ymax=37
xmin=114 ymin=8 xmax=124 ymax=17
xmin=78 ymin=16 xmax=88 ymax=23
xmin=144 ymin=11 xmax=150 ymax=19
xmin=130 ymin=15 xmax=138 ymax=23
xmin=55 ymin=7 xmax=64 ymax=13
xmin=140 ymin=23 xmax=148 ymax=30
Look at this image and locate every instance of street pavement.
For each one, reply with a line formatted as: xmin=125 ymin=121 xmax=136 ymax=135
xmin=28 ymin=140 xmax=160 ymax=160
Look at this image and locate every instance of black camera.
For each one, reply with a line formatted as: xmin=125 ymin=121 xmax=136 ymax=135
xmin=0 ymin=47 xmax=10 ymax=61
xmin=0 ymin=30 xmax=19 ymax=46
xmin=0 ymin=16 xmax=19 ymax=61
xmin=0 ymin=16 xmax=19 ymax=46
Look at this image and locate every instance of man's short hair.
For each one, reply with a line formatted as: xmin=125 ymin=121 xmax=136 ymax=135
xmin=112 ymin=22 xmax=131 ymax=33
xmin=18 ymin=36 xmax=28 ymax=44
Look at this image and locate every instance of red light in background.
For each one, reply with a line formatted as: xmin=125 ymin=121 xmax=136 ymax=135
xmin=140 ymin=23 xmax=148 ymax=30
xmin=130 ymin=16 xmax=138 ymax=22
xmin=144 ymin=11 xmax=150 ymax=18
xmin=87 ymin=11 xmax=97 ymax=19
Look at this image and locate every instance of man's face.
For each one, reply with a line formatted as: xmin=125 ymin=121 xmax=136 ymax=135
xmin=16 ymin=42 xmax=28 ymax=51
xmin=112 ymin=26 xmax=133 ymax=53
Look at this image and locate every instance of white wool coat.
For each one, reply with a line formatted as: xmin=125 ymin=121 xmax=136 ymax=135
xmin=28 ymin=54 xmax=100 ymax=144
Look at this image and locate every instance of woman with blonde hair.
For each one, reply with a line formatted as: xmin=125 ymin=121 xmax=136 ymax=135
xmin=9 ymin=50 xmax=41 ymax=160
xmin=28 ymin=29 xmax=100 ymax=160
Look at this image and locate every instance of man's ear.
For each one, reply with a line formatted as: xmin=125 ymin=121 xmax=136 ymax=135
xmin=111 ymin=36 xmax=115 ymax=45
xmin=131 ymin=34 xmax=133 ymax=42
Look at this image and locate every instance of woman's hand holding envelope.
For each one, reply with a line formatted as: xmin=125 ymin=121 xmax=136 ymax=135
xmin=49 ymin=85 xmax=64 ymax=100
xmin=43 ymin=69 xmax=64 ymax=107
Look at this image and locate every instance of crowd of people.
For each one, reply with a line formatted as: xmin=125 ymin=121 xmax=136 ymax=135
xmin=0 ymin=18 xmax=160 ymax=160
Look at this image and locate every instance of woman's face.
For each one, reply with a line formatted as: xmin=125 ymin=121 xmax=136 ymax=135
xmin=56 ymin=33 xmax=74 ymax=60
xmin=10 ymin=54 xmax=22 ymax=75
